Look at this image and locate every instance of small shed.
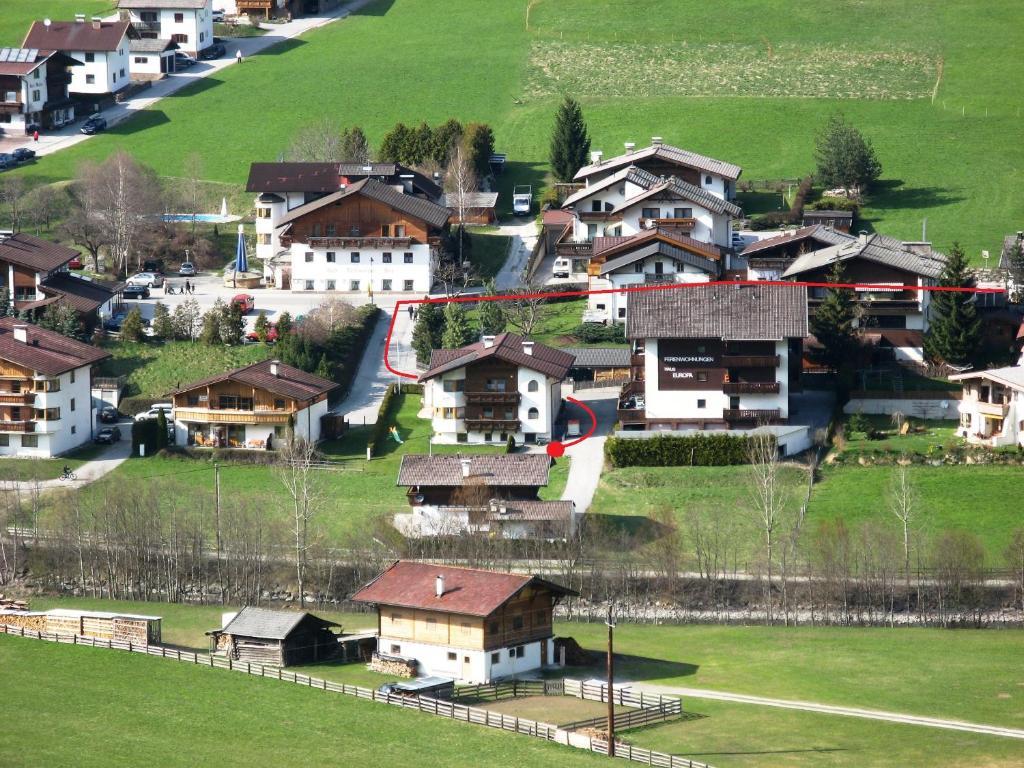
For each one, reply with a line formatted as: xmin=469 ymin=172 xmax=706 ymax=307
xmin=441 ymin=191 xmax=500 ymax=224
xmin=563 ymin=346 xmax=631 ymax=384
xmin=207 ymin=607 xmax=340 ymax=667
xmin=802 ymin=209 xmax=853 ymax=232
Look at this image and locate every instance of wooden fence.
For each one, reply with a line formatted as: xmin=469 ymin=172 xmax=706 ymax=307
xmin=564 ymin=678 xmax=680 ymax=710
xmin=454 ymin=679 xmax=563 ymax=701
xmin=0 ymin=624 xmax=710 ymax=768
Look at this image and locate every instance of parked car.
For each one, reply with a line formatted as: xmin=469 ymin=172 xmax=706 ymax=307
xmin=0 ymin=154 xmax=15 ymax=170
xmin=99 ymin=406 xmax=119 ymax=423
xmin=231 ymin=293 xmax=255 ymax=314
xmin=67 ymin=256 xmax=84 ymax=270
xmin=122 ymin=284 xmax=150 ymax=300
xmin=135 ymin=403 xmax=174 ymax=421
xmin=80 ymin=116 xmax=107 ymax=135
xmin=127 ymin=272 xmax=164 ymax=288
xmin=12 ymin=148 xmax=36 ymax=162
xmin=211 ymin=9 xmax=225 ymax=22
xmin=731 ymin=233 xmax=746 ymax=251
xmin=178 ymin=261 xmax=196 ymax=276
xmin=94 ymin=426 xmax=122 ymax=444
xmin=245 ymin=325 xmax=278 ymax=343
xmin=104 ymin=312 xmax=126 ymax=331
xmin=200 ymin=42 xmax=225 ymax=60
xmin=174 ymin=53 xmax=197 ymax=69
xmin=552 ymin=257 xmax=571 ymax=279
xmin=142 ymin=259 xmax=165 ymax=274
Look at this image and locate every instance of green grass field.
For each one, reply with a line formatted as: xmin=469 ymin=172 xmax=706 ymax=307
xmin=0 ymin=636 xmax=607 ymax=768
xmin=9 ymin=0 xmax=1023 ymax=261
xmin=837 ymin=415 xmax=958 ymax=455
xmin=466 ymin=228 xmax=511 ymax=280
xmin=0 ymin=1 xmax=113 ymax=46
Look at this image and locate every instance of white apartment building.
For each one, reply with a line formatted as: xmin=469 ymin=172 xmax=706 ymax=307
xmin=0 ymin=48 xmax=79 ymax=136
xmin=118 ymin=0 xmax=214 ymax=57
xmin=0 ymin=319 xmax=109 ymax=458
xmin=419 ymin=333 xmax=574 ymax=445
xmin=23 ymin=18 xmax=133 ymax=96
xmin=950 ymin=366 xmax=1024 ymax=448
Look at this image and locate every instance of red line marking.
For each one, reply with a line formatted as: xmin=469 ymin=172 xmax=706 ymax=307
xmin=563 ymin=396 xmax=597 ymax=448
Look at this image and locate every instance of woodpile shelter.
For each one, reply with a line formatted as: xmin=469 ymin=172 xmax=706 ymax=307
xmin=207 ymin=607 xmax=340 ymax=667
xmin=0 ymin=607 xmax=161 ymax=644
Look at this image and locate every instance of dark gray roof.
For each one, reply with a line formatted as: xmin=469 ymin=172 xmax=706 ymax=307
xmin=626 ymin=283 xmax=808 ymax=340
xmin=397 ymin=454 xmax=552 ymax=488
xmin=599 ymin=240 xmax=719 ymax=277
xmin=485 ymin=500 xmax=574 ymax=522
xmin=129 ymin=38 xmax=177 ymax=53
xmin=562 ymin=347 xmax=631 ymax=368
xmin=277 ymin=178 xmax=449 ymax=229
xmin=574 ymin=143 xmax=742 ymax=182
xmin=219 ymin=606 xmax=337 ymax=640
xmin=615 ymin=167 xmax=742 ymax=218
xmin=782 ymin=233 xmax=947 ymax=280
xmin=740 ymin=225 xmax=855 ymax=258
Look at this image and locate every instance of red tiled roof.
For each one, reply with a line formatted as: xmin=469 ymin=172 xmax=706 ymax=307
xmin=0 ymin=317 xmax=109 ymax=376
xmin=593 ymin=227 xmax=723 ymax=262
xmin=170 ymin=359 xmax=337 ymax=402
xmin=350 ymin=560 xmax=576 ymax=617
xmin=0 ymin=233 xmax=78 ymax=272
xmin=23 ymin=20 xmax=133 ymax=53
xmin=419 ymin=332 xmax=575 ymax=382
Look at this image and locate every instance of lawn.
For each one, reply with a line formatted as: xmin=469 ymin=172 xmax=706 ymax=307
xmin=468 ymin=298 xmax=623 ymax=349
xmin=466 ymin=228 xmax=511 ymax=280
xmin=0 ymin=1 xmax=112 ymax=46
xmin=0 ymin=444 xmax=110 ymax=483
xmin=99 ymin=340 xmax=272 ymax=398
xmin=0 ymin=636 xmax=607 ymax=768
xmin=480 ymin=695 xmax=628 ymax=726
xmin=837 ymin=414 xmax=958 ymax=455
xmin=9 ymin=0 xmax=1023 ymax=262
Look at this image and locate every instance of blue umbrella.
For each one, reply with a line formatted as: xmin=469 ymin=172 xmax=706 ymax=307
xmin=235 ymin=224 xmax=248 ymax=276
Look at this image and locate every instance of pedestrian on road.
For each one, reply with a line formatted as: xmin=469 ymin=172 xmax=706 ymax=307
xmin=235 ymin=49 xmax=243 ymax=64
xmin=407 ymin=305 xmax=414 ymax=318
xmin=166 ymin=283 xmax=176 ymax=295
xmin=32 ymin=130 xmax=39 ymax=142
xmin=184 ymin=280 xmax=191 ymax=294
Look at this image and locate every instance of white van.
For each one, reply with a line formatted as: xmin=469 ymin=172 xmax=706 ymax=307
xmin=552 ymin=257 xmax=571 ymax=279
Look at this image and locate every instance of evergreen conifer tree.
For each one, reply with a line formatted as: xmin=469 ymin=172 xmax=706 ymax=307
xmin=151 ymin=302 xmax=174 ymax=340
xmin=441 ymin=301 xmax=473 ymax=349
xmin=809 ymin=261 xmax=860 ymax=396
xmin=275 ymin=311 xmax=293 ymax=337
xmin=0 ymin=288 xmax=10 ymax=318
xmin=254 ymin=310 xmax=270 ymax=342
xmin=814 ymin=114 xmax=882 ymax=193
xmin=478 ymin=279 xmax=506 ymax=336
xmin=549 ymin=96 xmax=591 ymax=182
xmin=199 ymin=300 xmax=224 ymax=345
xmin=412 ymin=302 xmax=445 ymax=366
xmin=120 ymin=307 xmax=144 ymax=342
xmin=924 ymin=242 xmax=981 ymax=366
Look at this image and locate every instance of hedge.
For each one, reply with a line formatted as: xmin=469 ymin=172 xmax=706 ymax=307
xmin=605 ymin=433 xmax=769 ymax=467
xmin=573 ymin=322 xmax=626 ymax=344
xmin=370 ymin=382 xmax=424 ymax=454
xmin=131 ymin=419 xmax=159 ymax=457
xmin=159 ymin=446 xmax=279 ymax=465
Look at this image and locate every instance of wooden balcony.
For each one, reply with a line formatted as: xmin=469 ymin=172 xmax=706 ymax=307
xmin=0 ymin=102 xmax=22 ymax=115
xmin=173 ymin=407 xmax=291 ymax=425
xmin=579 ymin=211 xmax=618 ymax=221
xmin=464 ymin=418 xmax=520 ymax=432
xmin=721 ymin=355 xmax=780 ymax=368
xmin=465 ymin=391 xmax=521 ymax=405
xmin=0 ymin=420 xmax=34 ymax=433
xmin=302 ymin=236 xmax=413 ymax=249
xmin=723 ymin=408 xmax=780 ymax=422
xmin=723 ymin=382 xmax=780 ymax=395
xmin=976 ymin=401 xmax=1009 ymax=418
xmin=0 ymin=392 xmax=36 ymax=405
xmin=648 ymin=217 xmax=696 ymax=231
xmin=620 ymin=380 xmax=645 ymax=398
xmin=485 ymin=625 xmax=553 ymax=650
xmin=555 ymin=240 xmax=593 ymax=257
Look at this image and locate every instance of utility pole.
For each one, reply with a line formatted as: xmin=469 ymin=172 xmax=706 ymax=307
xmin=214 ymin=462 xmax=223 ymax=604
xmin=606 ymin=603 xmax=616 ymax=758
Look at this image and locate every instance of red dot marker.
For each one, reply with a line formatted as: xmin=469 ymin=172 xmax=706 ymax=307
xmin=546 ymin=441 xmax=565 ymax=458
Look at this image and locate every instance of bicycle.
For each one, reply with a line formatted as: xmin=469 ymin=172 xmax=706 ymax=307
xmin=59 ymin=468 xmax=77 ymax=482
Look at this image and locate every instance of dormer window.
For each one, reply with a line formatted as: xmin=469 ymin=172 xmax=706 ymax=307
xmin=705 ymin=175 xmax=713 ymax=185
xmin=591 ymin=200 xmax=602 ymax=212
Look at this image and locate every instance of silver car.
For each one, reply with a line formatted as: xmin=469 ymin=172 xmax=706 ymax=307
xmin=127 ymin=271 xmax=165 ymax=288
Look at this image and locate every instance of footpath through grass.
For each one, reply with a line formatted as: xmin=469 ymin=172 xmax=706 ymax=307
xmin=0 ymin=636 xmax=606 ymax=768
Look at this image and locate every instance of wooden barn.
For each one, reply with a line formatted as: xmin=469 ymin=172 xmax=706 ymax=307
xmin=207 ymin=607 xmax=340 ymax=667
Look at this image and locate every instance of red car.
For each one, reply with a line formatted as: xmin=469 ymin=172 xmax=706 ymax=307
xmin=67 ymin=256 xmax=84 ymax=270
xmin=245 ymin=325 xmax=278 ymax=343
xmin=231 ymin=294 xmax=255 ymax=314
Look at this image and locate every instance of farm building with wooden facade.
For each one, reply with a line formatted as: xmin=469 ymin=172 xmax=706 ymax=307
xmin=0 ymin=607 xmax=161 ymax=644
xmin=206 ymin=607 xmax=340 ymax=667
xmin=352 ymin=560 xmax=577 ymax=683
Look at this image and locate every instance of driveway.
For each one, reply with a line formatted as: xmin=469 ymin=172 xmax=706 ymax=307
xmin=559 ymin=388 xmax=618 ymax=513
xmin=2 ymin=432 xmax=131 ymax=493
xmin=334 ymin=308 xmax=414 ymax=426
xmin=493 ymin=217 xmax=540 ymax=290
xmin=1 ymin=0 xmax=371 ymax=157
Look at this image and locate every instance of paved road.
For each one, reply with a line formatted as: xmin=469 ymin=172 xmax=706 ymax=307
xmin=1 ymin=2 xmax=367 ymax=156
xmin=1 ymin=433 xmax=131 ymax=492
xmin=559 ymin=388 xmax=618 ymax=513
xmin=627 ymin=682 xmax=1024 ymax=740
xmin=493 ymin=217 xmax=540 ymax=290
xmin=335 ymin=308 xmax=414 ymax=426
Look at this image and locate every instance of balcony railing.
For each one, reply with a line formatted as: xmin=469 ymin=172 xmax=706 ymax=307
xmin=620 ymin=380 xmax=645 ymax=398
xmin=465 ymin=391 xmax=521 ymax=405
xmin=723 ymin=408 xmax=780 ymax=422
xmin=0 ymin=420 xmax=34 ymax=433
xmin=0 ymin=392 xmax=36 ymax=405
xmin=723 ymin=381 xmax=780 ymax=395
xmin=133 ymin=20 xmax=162 ymax=34
xmin=579 ymin=210 xmax=618 ymax=221
xmin=976 ymin=401 xmax=1009 ymax=418
xmin=174 ymin=407 xmax=291 ymax=425
xmin=648 ymin=217 xmax=696 ymax=231
xmin=464 ymin=418 xmax=520 ymax=432
xmin=721 ymin=355 xmax=780 ymax=368
xmin=630 ymin=354 xmax=645 ymax=368
xmin=302 ymin=236 xmax=413 ymax=249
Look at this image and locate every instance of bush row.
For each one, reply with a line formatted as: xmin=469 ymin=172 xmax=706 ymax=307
xmin=573 ymin=323 xmax=626 ymax=344
xmin=605 ymin=433 xmax=768 ymax=467
xmin=159 ymin=446 xmax=279 ymax=464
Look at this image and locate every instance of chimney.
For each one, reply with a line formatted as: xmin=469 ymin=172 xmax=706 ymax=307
xmin=459 ymin=457 xmax=472 ymax=478
xmin=0 ymin=230 xmax=12 ymax=244
xmin=270 ymin=359 xmax=280 ymax=377
xmin=624 ymin=141 xmax=636 ymax=154
xmin=590 ymin=150 xmax=603 ymax=165
xmin=522 ymin=340 xmax=534 ymax=356
xmin=903 ymin=241 xmax=933 ymax=256
xmin=858 ymin=230 xmax=869 ymax=245
xmin=651 ymin=136 xmax=663 ymax=146
xmin=75 ymin=13 xmax=86 ymax=23
xmin=435 ymin=575 xmax=445 ymax=598
xmin=12 ymin=326 xmax=28 ymax=344
xmin=91 ymin=16 xmax=102 ymax=29
xmin=399 ymin=173 xmax=414 ymax=194
xmin=482 ymin=335 xmax=495 ymax=348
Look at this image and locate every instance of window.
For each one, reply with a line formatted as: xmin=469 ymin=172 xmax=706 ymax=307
xmin=483 ymin=407 xmax=494 ymax=418
xmin=484 ymin=432 xmax=493 ymax=442
xmin=527 ymin=380 xmax=539 ymax=392
xmin=485 ymin=379 xmax=506 ymax=392
xmin=0 ymin=435 xmax=7 ymax=446
xmin=390 ymin=644 xmax=401 ymax=655
xmin=174 ymin=12 xmax=184 ymax=22
xmin=350 ymin=252 xmax=360 ymax=263
xmin=382 ymin=252 xmax=392 ymax=263
xmin=697 ymin=399 xmax=706 ymax=409
xmin=70 ymin=370 xmax=75 ymax=384
xmin=273 ymin=398 xmax=286 ymax=410
xmin=350 ymin=280 xmax=360 ymax=291
xmin=382 ymin=279 xmax=392 ymax=291
xmin=85 ymin=53 xmax=95 ymax=63
xmin=491 ymin=652 xmax=500 ymax=664
xmin=10 ymin=408 xmax=20 ymax=422
xmin=304 ymin=252 xmax=314 ymax=263
xmin=326 ymin=280 xmax=336 ymax=291
xmin=447 ymin=652 xmax=457 ymax=661
xmin=324 ymin=252 xmax=336 ymax=263
xmin=696 ymin=372 xmax=708 ymax=382
xmin=641 ymin=207 xmax=659 ymax=219
xmin=70 ymin=398 xmax=75 ymax=412
xmin=34 ymin=407 xmax=61 ymax=421
xmin=512 ymin=615 xmax=524 ymax=630
xmin=311 ymin=223 xmax=322 ymax=237
xmin=257 ymin=207 xmax=271 ymax=219
xmin=31 ymin=90 xmax=40 ymax=101
xmin=85 ymin=74 xmax=95 ymax=84
xmin=199 ymin=32 xmax=205 ymax=43
xmin=403 ymin=280 xmax=414 ymax=291
xmin=591 ymin=200 xmax=602 ymax=212
xmin=71 ymin=425 xmax=76 ymax=435
xmin=187 ymin=395 xmax=200 ymax=407
xmin=394 ymin=225 xmax=406 ymax=237
xmin=403 ymin=252 xmax=413 ymax=264
xmin=442 ymin=379 xmax=464 ymax=393
xmin=326 ymin=224 xmax=336 ymax=237
xmin=535 ymin=610 xmax=546 ymax=626
xmin=457 ymin=432 xmax=468 ymax=443
xmin=634 ymin=262 xmax=644 ymax=273
xmin=381 ymin=225 xmax=390 ymax=236
xmin=119 ymin=68 xmax=125 ymax=78
xmin=257 ymin=234 xmax=271 ymax=245
xmin=171 ymin=33 xmax=189 ymax=44
xmin=304 ymin=280 xmax=314 ymax=291
xmin=21 ymin=435 xmax=38 ymax=448
xmin=654 ymin=261 xmax=664 ymax=275
xmin=527 ymin=407 xmax=539 ymax=419
xmin=617 ymin=307 xmax=627 ymax=319
xmin=705 ymin=174 xmax=713 ymax=185
xmin=674 ymin=207 xmax=692 ymax=218
xmin=33 ymin=69 xmax=39 ymax=79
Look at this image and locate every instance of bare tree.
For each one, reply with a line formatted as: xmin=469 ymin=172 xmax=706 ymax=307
xmin=1 ymin=176 xmax=28 ymax=231
xmin=434 ymin=255 xmax=479 ymax=298
xmin=182 ymin=152 xmax=204 ymax=234
xmin=1006 ymin=528 xmax=1024 ymax=613
xmin=25 ymin=184 xmax=61 ymax=234
xmin=444 ymin=145 xmax=478 ymax=266
xmin=276 ymin=438 xmax=323 ymax=609
xmin=299 ymin=297 xmax=358 ymax=343
xmin=89 ymin=151 xmax=161 ymax=276
xmin=287 ymin=118 xmax=342 ymax=162
xmin=62 ymin=169 xmax=108 ymax=272
xmin=889 ymin=460 xmax=920 ymax=610
xmin=500 ymin=284 xmax=549 ymax=337
xmin=747 ymin=430 xmax=787 ymax=624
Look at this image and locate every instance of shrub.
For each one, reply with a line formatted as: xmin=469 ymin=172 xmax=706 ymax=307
xmin=119 ymin=396 xmax=163 ymax=416
xmin=748 ymin=212 xmax=789 ymax=231
xmin=573 ymin=322 xmax=625 ymax=344
xmin=605 ymin=434 xmax=768 ymax=467
xmin=131 ymin=418 xmax=159 ymax=456
xmin=506 ymin=435 xmax=516 ymax=453
xmin=810 ymin=195 xmax=859 ymax=212
xmin=846 ymin=412 xmax=870 ymax=436
xmin=787 ymin=175 xmax=814 ymax=223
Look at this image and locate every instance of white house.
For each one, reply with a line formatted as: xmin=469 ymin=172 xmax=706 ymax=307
xmin=0 ymin=318 xmax=109 ymax=458
xmin=169 ymin=359 xmax=337 ymax=449
xmin=619 ymin=283 xmax=812 ymax=455
xmin=351 ymin=560 xmax=577 ymax=683
xmin=23 ymin=17 xmax=133 ymax=96
xmin=127 ymin=38 xmax=178 ymax=80
xmin=419 ymin=333 xmax=575 ymax=445
xmin=949 ymin=366 xmax=1024 ymax=448
xmin=245 ymin=162 xmax=446 ymax=293
xmin=118 ymin=0 xmax=214 ymax=58
xmin=0 ymin=48 xmax=79 ymax=136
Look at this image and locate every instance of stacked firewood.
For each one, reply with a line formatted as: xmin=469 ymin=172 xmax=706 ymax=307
xmin=370 ymin=653 xmax=416 ymax=678
xmin=0 ymin=594 xmax=29 ymax=611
